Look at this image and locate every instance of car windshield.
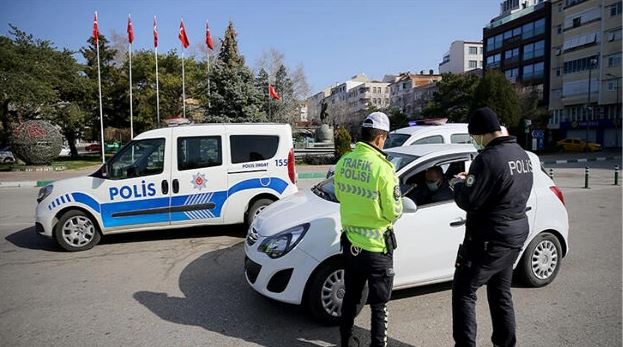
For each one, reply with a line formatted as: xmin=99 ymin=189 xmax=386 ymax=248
xmin=312 ymin=152 xmax=419 ymax=202
xmin=384 ymin=133 xmax=410 ymax=148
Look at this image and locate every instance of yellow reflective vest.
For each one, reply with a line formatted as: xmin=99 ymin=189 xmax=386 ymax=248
xmin=334 ymin=142 xmax=403 ymax=253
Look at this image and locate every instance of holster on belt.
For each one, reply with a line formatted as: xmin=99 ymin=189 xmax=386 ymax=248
xmin=384 ymin=228 xmax=397 ymax=255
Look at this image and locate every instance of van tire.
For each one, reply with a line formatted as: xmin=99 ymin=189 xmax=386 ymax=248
xmin=245 ymin=198 xmax=273 ymax=226
xmin=54 ymin=210 xmax=101 ymax=252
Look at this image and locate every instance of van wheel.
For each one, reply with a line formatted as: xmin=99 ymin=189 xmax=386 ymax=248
xmin=306 ymin=260 xmax=367 ymax=326
xmin=245 ymin=198 xmax=273 ymax=226
xmin=518 ymin=232 xmax=562 ymax=287
xmin=54 ymin=210 xmax=101 ymax=252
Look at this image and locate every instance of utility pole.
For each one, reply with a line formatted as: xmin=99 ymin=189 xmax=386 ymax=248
xmin=585 ymin=58 xmax=597 ymax=151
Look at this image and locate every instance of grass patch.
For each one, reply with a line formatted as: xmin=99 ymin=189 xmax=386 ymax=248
xmin=0 ymin=155 xmax=104 ymax=172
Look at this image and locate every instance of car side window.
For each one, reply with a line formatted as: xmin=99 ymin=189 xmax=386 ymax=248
xmin=412 ymin=135 xmax=444 ymax=145
xmin=108 ymin=138 xmax=165 ymax=180
xmin=401 ymin=158 xmax=469 ymax=207
xmin=177 ymin=136 xmax=222 ymax=171
xmin=230 ymin=135 xmax=279 ymax=164
xmin=450 ymin=133 xmax=471 ymax=144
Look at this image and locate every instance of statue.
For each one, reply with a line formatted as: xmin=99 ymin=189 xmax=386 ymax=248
xmin=314 ymin=124 xmax=333 ymax=144
xmin=11 ymin=120 xmax=63 ymax=165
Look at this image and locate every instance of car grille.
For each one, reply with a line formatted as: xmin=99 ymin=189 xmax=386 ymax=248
xmin=245 ymin=256 xmax=262 ymax=284
xmin=247 ymin=227 xmax=259 ymax=246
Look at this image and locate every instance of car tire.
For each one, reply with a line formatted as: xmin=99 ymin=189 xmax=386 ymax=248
xmin=306 ymin=260 xmax=367 ymax=326
xmin=245 ymin=198 xmax=273 ymax=226
xmin=518 ymin=232 xmax=562 ymax=287
xmin=54 ymin=210 xmax=101 ymax=252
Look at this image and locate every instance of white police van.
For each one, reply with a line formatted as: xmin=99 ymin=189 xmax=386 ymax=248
xmin=35 ymin=124 xmax=298 ymax=251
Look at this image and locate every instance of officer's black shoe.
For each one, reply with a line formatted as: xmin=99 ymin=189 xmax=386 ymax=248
xmin=341 ymin=335 xmax=360 ymax=347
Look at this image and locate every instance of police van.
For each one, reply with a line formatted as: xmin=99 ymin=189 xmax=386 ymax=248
xmin=35 ymin=124 xmax=298 ymax=251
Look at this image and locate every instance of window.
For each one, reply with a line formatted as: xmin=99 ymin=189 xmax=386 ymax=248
xmin=611 ymin=1 xmax=622 ymax=16
xmin=486 ymin=37 xmax=494 ymax=52
xmin=230 ymin=135 xmax=279 ymax=164
xmin=177 ymin=136 xmax=222 ymax=171
xmin=572 ymin=17 xmax=582 ymax=28
xmin=608 ymin=80 xmax=618 ymax=91
xmin=413 ymin=135 xmax=444 ymax=145
xmin=450 ymin=134 xmax=471 ymax=144
xmin=109 ymin=138 xmax=165 ymax=179
xmin=534 ymin=18 xmax=546 ymax=36
xmin=609 ymin=29 xmax=622 ymax=41
xmin=505 ymin=68 xmax=519 ymax=80
xmin=401 ymin=158 xmax=469 ymax=206
xmin=522 ymin=22 xmax=534 ymax=39
xmin=513 ymin=27 xmax=522 ymax=37
xmin=486 ymin=53 xmax=502 ymax=67
xmin=523 ymin=62 xmax=544 ymax=80
xmin=523 ymin=40 xmax=544 ymax=60
xmin=469 ymin=46 xmax=478 ymax=55
xmin=563 ymin=55 xmax=599 ymax=73
xmin=505 ymin=48 xmax=520 ymax=60
xmin=468 ymin=60 xmax=478 ymax=69
xmin=609 ymin=53 xmax=622 ymax=67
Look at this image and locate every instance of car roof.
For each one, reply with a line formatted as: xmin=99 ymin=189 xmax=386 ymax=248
xmin=386 ymin=144 xmax=475 ymax=157
xmin=135 ymin=123 xmax=289 ymax=139
xmin=390 ymin=123 xmax=468 ymax=136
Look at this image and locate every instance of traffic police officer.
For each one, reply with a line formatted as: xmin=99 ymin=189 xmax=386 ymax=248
xmin=334 ymin=112 xmax=403 ymax=347
xmin=450 ymin=107 xmax=534 ymax=347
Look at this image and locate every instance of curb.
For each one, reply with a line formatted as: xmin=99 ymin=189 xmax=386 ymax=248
xmin=298 ymin=172 xmax=327 ymax=180
xmin=541 ymin=156 xmax=621 ymax=165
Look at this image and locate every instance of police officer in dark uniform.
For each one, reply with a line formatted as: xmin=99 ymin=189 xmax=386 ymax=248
xmin=449 ymin=107 xmax=534 ymax=347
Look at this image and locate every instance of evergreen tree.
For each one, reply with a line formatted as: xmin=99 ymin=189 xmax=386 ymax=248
xmin=422 ymin=72 xmax=480 ymax=122
xmin=274 ymin=64 xmax=296 ymax=123
xmin=471 ymin=70 xmax=520 ymax=128
xmin=206 ymin=21 xmax=265 ymax=122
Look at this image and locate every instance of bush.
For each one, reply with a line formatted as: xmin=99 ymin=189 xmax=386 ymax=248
xmin=303 ymin=154 xmax=336 ymax=165
xmin=334 ymin=127 xmax=352 ymax=160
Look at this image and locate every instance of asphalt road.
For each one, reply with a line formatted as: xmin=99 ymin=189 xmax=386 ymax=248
xmin=0 ymin=169 xmax=621 ymax=346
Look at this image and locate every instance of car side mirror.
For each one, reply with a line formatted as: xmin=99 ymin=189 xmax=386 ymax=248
xmin=402 ymin=197 xmax=418 ymax=213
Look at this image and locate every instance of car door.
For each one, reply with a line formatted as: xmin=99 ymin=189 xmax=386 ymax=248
xmin=169 ymin=126 xmax=228 ymax=225
xmin=95 ymin=135 xmax=172 ymax=232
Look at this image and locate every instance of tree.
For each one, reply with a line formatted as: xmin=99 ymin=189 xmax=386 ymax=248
xmin=471 ymin=70 xmax=520 ymax=128
xmin=388 ymin=108 xmax=409 ymax=131
xmin=422 ymin=73 xmax=480 ymax=122
xmin=273 ymin=64 xmax=296 ymax=123
xmin=206 ymin=21 xmax=265 ymax=122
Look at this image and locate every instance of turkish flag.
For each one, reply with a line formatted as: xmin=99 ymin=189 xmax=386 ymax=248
xmin=178 ymin=20 xmax=190 ymax=49
xmin=127 ymin=15 xmax=134 ymax=44
xmin=205 ymin=21 xmax=214 ymax=50
xmin=93 ymin=12 xmax=99 ymax=43
xmin=153 ymin=16 xmax=158 ymax=48
xmin=269 ymin=84 xmax=280 ymax=100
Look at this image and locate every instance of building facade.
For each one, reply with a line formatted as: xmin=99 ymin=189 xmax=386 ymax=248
xmin=389 ymin=71 xmax=442 ymax=115
xmin=439 ymin=40 xmax=484 ymax=73
xmin=306 ymin=87 xmax=331 ymax=122
xmin=548 ymin=0 xmax=622 ymax=147
xmin=483 ymin=1 xmax=552 ymax=105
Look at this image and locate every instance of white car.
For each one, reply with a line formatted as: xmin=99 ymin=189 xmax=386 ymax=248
xmin=245 ymin=144 xmax=569 ymax=324
xmin=0 ymin=147 xmax=16 ymax=163
xmin=384 ymin=123 xmax=473 ymax=148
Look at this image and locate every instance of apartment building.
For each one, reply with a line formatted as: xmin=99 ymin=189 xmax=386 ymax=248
xmin=389 ymin=71 xmax=442 ymax=115
xmin=439 ymin=40 xmax=484 ymax=73
xmin=483 ymin=1 xmax=552 ymax=104
xmin=548 ymin=0 xmax=622 ymax=147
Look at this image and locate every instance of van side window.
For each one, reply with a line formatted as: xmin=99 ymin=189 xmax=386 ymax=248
xmin=230 ymin=135 xmax=279 ymax=164
xmin=450 ymin=134 xmax=471 ymax=144
xmin=177 ymin=136 xmax=222 ymax=171
xmin=413 ymin=135 xmax=444 ymax=145
xmin=109 ymin=138 xmax=165 ymax=179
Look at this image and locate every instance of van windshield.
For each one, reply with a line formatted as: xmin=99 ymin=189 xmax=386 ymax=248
xmin=384 ymin=133 xmax=410 ymax=148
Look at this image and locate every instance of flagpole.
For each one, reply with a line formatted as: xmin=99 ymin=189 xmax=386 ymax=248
xmin=129 ymin=40 xmax=133 ymax=139
xmin=268 ymin=82 xmax=271 ymax=121
xmin=155 ymin=46 xmax=160 ymax=127
xmin=95 ymin=12 xmax=105 ymax=163
xmin=207 ymin=47 xmax=210 ymax=111
xmin=182 ymin=48 xmax=186 ymax=118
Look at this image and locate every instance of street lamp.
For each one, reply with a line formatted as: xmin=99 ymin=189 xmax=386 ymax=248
xmin=585 ymin=58 xmax=598 ymax=151
xmin=606 ymin=73 xmax=621 ymax=148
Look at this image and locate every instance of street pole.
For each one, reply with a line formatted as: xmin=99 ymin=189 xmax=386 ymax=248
xmin=585 ymin=58 xmax=597 ymax=151
xmin=607 ymin=73 xmax=621 ymax=147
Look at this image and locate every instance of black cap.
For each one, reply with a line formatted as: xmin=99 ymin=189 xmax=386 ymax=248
xmin=468 ymin=107 xmax=501 ymax=135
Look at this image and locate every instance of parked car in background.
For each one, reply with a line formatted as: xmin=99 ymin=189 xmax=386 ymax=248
xmin=85 ymin=143 xmax=101 ymax=153
xmin=556 ymin=138 xmax=601 ymax=152
xmin=58 ymin=146 xmax=71 ymax=157
xmin=0 ymin=147 xmax=16 ymax=163
xmin=384 ymin=122 xmax=473 ymax=148
xmin=245 ymin=144 xmax=569 ymax=324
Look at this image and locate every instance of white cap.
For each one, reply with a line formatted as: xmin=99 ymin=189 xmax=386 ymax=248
xmin=362 ymin=112 xmax=390 ymax=132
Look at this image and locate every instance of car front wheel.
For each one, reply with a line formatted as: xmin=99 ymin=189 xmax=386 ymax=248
xmin=245 ymin=198 xmax=273 ymax=226
xmin=518 ymin=232 xmax=562 ymax=287
xmin=305 ymin=260 xmax=367 ymax=326
xmin=54 ymin=210 xmax=101 ymax=251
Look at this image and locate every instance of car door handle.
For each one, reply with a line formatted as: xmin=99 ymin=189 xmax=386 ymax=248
xmin=172 ymin=179 xmax=179 ymax=194
xmin=526 ymin=206 xmax=532 ymax=212
xmin=161 ymin=180 xmax=169 ymax=194
xmin=450 ymin=218 xmax=466 ymax=227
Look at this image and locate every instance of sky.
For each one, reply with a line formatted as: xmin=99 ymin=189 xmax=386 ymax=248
xmin=0 ymin=0 xmax=502 ymax=95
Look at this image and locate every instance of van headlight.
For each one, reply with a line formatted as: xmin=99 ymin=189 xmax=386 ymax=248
xmin=37 ymin=185 xmax=54 ymax=203
xmin=258 ymin=223 xmax=310 ymax=259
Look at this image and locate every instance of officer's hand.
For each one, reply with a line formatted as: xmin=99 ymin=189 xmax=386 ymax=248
xmin=449 ymin=175 xmax=465 ymax=189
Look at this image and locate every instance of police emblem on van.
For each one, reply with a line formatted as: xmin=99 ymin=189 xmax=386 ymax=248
xmin=191 ymin=172 xmax=207 ymax=190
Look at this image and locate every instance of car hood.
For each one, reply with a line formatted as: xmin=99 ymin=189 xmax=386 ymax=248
xmin=253 ymin=188 xmax=338 ymax=237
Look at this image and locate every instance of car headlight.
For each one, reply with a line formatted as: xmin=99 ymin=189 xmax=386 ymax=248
xmin=258 ymin=223 xmax=310 ymax=259
xmin=37 ymin=184 xmax=53 ymax=203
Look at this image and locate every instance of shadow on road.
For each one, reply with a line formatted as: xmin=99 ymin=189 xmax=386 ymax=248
xmin=4 ymin=224 xmax=246 ymax=252
xmin=134 ymin=243 xmax=416 ymax=347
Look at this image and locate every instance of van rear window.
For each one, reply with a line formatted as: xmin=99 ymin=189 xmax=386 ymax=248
xmin=230 ymin=135 xmax=279 ymax=164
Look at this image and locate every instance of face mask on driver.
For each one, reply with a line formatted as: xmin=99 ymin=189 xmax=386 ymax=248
xmin=426 ymin=180 xmax=440 ymax=192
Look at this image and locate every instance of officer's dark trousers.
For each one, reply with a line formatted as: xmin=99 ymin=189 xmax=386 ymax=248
xmin=452 ymin=244 xmax=521 ymax=347
xmin=340 ymin=243 xmax=394 ymax=347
